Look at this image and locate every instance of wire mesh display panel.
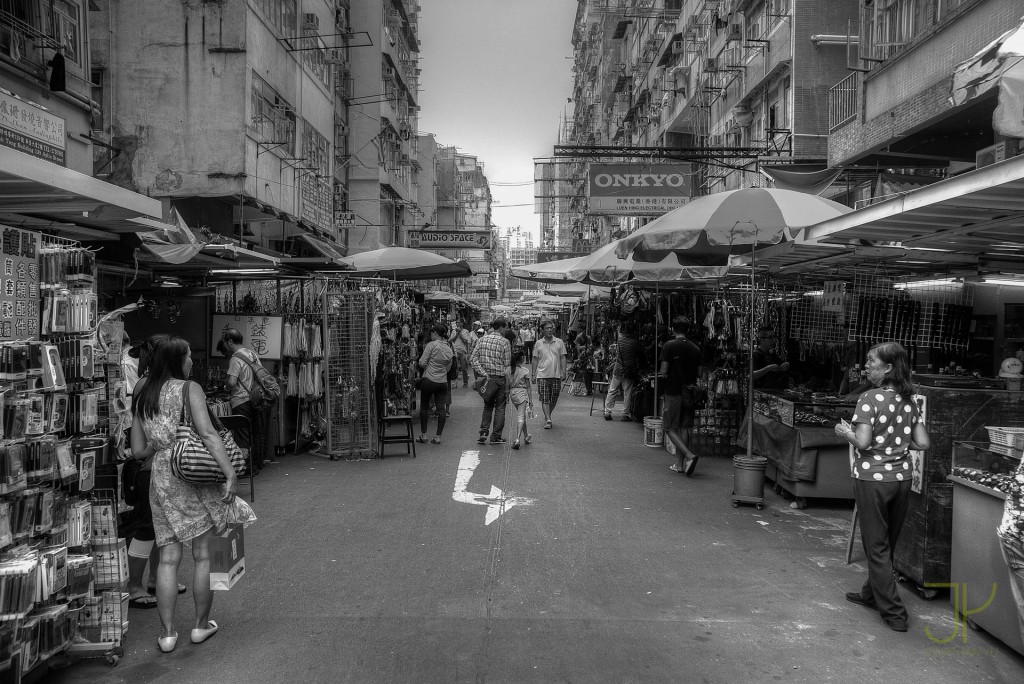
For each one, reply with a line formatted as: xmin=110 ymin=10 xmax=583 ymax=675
xmin=789 ymin=291 xmax=847 ymax=343
xmin=323 ymin=286 xmax=374 ymax=459
xmin=848 ymin=273 xmax=975 ymax=350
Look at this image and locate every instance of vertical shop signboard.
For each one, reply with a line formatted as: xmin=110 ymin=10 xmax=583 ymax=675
xmin=0 ymin=226 xmax=40 ymax=341
xmin=211 ymin=314 xmax=283 ymax=360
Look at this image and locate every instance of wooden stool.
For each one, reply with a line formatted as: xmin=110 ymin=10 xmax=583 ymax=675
xmin=590 ymin=381 xmax=610 ymax=416
xmin=377 ymin=415 xmax=416 ymax=459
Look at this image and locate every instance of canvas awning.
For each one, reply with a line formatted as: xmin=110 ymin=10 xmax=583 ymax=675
xmin=803 ymin=152 xmax=1024 ymax=277
xmin=950 ymin=16 xmax=1024 ymax=138
xmin=0 ymin=146 xmax=162 ymax=238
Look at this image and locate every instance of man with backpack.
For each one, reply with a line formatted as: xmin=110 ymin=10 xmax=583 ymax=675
xmin=223 ymin=328 xmax=279 ymax=473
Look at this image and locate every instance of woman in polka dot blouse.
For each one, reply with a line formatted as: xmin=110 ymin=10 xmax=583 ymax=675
xmin=834 ymin=342 xmax=930 ymax=633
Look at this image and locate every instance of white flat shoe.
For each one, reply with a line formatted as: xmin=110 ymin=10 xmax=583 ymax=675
xmin=158 ymin=631 xmax=178 ymax=653
xmin=191 ymin=620 xmax=218 ymax=644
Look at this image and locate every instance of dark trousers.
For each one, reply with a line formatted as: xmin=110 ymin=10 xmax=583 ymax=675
xmin=479 ymin=376 xmax=507 ymax=439
xmin=854 ymin=478 xmax=912 ymax=622
xmin=233 ymin=400 xmax=270 ymax=468
xmin=419 ymin=379 xmax=449 ymax=435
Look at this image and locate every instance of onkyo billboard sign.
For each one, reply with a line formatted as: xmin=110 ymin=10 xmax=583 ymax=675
xmin=587 ymin=163 xmax=692 ymax=215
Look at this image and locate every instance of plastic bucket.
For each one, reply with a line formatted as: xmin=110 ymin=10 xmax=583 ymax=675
xmin=733 ymin=453 xmax=768 ymax=498
xmin=643 ymin=416 xmax=664 ymax=447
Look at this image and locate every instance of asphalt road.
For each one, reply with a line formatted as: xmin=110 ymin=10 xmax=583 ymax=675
xmin=43 ymin=386 xmax=1024 ymax=683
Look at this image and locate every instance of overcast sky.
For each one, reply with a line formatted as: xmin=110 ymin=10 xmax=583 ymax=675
xmin=417 ymin=0 xmax=578 ymax=242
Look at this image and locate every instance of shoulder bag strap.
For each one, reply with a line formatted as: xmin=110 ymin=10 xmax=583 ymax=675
xmin=234 ymin=350 xmax=261 ymax=393
xmin=179 ymin=380 xmax=194 ymax=426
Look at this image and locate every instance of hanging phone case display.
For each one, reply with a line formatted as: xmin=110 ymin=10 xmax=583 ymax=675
xmin=0 ymin=232 xmax=126 ymax=678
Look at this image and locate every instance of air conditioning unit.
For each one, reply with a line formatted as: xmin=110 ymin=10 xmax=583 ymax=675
xmin=976 ymin=140 xmax=1018 ymax=168
xmin=303 ymin=13 xmax=320 ymax=31
xmin=384 ymin=66 xmax=396 ymax=78
xmin=727 ymin=23 xmax=742 ymax=41
xmin=672 ymin=40 xmax=685 ymax=54
xmin=637 ymin=116 xmax=650 ymax=125
xmin=705 ymin=56 xmax=720 ymax=71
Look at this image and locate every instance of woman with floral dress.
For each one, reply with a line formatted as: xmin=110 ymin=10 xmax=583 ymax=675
xmin=132 ymin=336 xmax=256 ymax=653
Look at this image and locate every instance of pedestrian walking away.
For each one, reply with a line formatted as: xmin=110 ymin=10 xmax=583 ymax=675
xmin=417 ymin=323 xmax=455 ymax=444
xmin=659 ymin=317 xmax=703 ymax=476
xmin=834 ymin=341 xmax=929 ymax=633
xmin=470 ymin=318 xmax=512 ymax=444
xmin=531 ymin=319 xmax=567 ymax=430
xmin=449 ymin=320 xmax=472 ymax=388
xmin=508 ymin=350 xmax=534 ymax=449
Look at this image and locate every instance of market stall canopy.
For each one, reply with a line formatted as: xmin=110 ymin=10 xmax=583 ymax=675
xmin=951 ymin=15 xmax=1024 ymax=138
xmin=509 ymin=257 xmax=583 ymax=284
xmin=568 ymin=240 xmax=719 ymax=285
xmin=0 ymin=146 xmax=163 ymax=239
xmin=804 ymin=153 xmax=1024 ymax=277
xmin=489 ymin=304 xmax=514 ymax=313
xmin=544 ymin=283 xmax=611 ymax=300
xmin=279 ymin=233 xmax=349 ymax=268
xmin=615 ymin=187 xmax=852 ymax=266
xmin=424 ymin=290 xmax=473 ymax=307
xmin=336 ymin=246 xmax=472 ymax=280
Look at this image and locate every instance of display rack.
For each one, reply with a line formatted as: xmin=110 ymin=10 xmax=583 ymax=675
xmin=322 ymin=285 xmax=374 ymax=459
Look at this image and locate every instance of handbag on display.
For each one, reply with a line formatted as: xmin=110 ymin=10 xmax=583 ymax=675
xmin=171 ymin=382 xmax=247 ymax=484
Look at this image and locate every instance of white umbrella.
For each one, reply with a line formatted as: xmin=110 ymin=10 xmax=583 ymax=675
xmin=337 ymin=247 xmax=472 ymax=280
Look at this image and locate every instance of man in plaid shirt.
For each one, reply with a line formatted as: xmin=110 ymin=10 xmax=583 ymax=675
xmin=470 ymin=318 xmax=512 ymax=444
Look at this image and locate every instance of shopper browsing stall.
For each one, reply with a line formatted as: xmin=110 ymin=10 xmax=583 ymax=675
xmin=222 ymin=329 xmax=271 ymax=473
xmin=751 ymin=327 xmax=790 ymax=390
xmin=660 ymin=317 xmax=703 ymax=477
xmin=416 ymin=324 xmax=455 ymax=444
xmin=470 ymin=318 xmax=512 ymax=444
xmin=604 ymin=323 xmax=644 ymax=422
xmin=834 ymin=342 xmax=929 ymax=633
xmin=531 ymin=320 xmax=567 ymax=430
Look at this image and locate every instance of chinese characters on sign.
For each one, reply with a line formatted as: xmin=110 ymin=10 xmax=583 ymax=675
xmin=211 ymin=314 xmax=283 ymax=360
xmin=0 ymin=91 xmax=66 ymax=165
xmin=0 ymin=227 xmax=41 ymax=341
xmin=822 ymin=281 xmax=846 ymax=313
xmin=300 ymin=175 xmax=333 ymax=235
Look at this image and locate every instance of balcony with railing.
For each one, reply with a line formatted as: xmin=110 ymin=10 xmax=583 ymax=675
xmin=828 ymin=72 xmax=858 ymax=132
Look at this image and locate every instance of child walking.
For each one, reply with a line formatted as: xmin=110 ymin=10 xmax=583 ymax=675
xmin=509 ymin=350 xmax=533 ymax=450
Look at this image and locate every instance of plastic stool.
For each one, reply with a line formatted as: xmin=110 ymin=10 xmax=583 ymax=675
xmin=377 ymin=415 xmax=417 ymax=458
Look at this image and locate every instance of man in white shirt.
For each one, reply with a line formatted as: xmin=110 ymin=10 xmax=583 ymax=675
xmin=520 ymin=322 xmax=537 ymax=360
xmin=531 ymin=320 xmax=567 ymax=430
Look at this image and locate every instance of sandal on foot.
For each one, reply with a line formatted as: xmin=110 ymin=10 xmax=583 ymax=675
xmin=524 ymin=435 xmax=531 ymax=444
xmin=512 ymin=440 xmax=520 ymax=449
xmin=158 ymin=631 xmax=178 ymax=653
xmin=431 ymin=436 xmax=441 ymax=444
xmin=129 ymin=593 xmax=158 ymax=609
xmin=544 ymin=421 xmax=553 ymax=429
xmin=669 ymin=464 xmax=685 ymax=474
xmin=191 ymin=620 xmax=218 ymax=644
xmin=415 ymin=435 xmax=428 ymax=444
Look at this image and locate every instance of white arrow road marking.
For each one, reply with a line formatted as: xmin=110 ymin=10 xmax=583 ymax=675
xmin=453 ymin=450 xmax=536 ymax=525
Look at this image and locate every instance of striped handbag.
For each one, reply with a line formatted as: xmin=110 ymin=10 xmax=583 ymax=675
xmin=171 ymin=382 xmax=247 ymax=484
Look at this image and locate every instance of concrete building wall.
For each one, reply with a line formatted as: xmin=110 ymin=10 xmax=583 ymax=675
xmin=102 ymin=0 xmax=247 ymax=197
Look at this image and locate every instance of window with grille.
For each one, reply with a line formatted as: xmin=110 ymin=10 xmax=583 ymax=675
xmin=301 ymin=123 xmax=330 ymax=177
xmin=50 ymin=0 xmax=80 ymax=65
xmin=249 ymin=72 xmax=296 ymax=153
xmin=253 ymin=0 xmax=297 ymax=35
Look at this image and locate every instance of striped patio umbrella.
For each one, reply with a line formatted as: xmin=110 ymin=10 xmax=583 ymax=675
xmin=568 ymin=240 xmax=726 ymax=284
xmin=614 ymin=187 xmax=851 ymax=265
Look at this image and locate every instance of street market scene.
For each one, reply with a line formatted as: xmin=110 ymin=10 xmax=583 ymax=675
xmin=2 ymin=0 xmax=1024 ymax=682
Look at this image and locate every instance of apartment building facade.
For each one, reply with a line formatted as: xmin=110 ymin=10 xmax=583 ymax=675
xmin=549 ymin=0 xmax=856 ymax=247
xmin=0 ymin=0 xmax=164 ymax=244
xmin=89 ymin=0 xmax=349 ymax=258
xmin=827 ymin=0 xmax=1022 ymax=205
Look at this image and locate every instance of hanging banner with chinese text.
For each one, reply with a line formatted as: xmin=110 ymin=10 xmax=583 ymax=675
xmin=0 ymin=91 xmax=66 ymax=165
xmin=211 ymin=314 xmax=283 ymax=360
xmin=0 ymin=226 xmax=41 ymax=340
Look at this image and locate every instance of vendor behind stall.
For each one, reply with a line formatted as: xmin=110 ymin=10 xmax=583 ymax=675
xmin=751 ymin=327 xmax=790 ymax=390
